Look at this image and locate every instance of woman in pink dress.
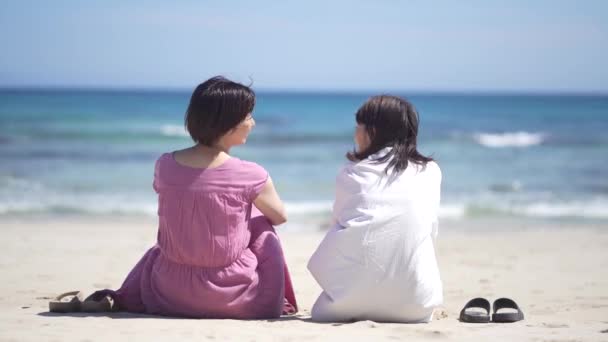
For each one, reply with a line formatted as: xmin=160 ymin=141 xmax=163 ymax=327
xmin=91 ymin=76 xmax=297 ymax=318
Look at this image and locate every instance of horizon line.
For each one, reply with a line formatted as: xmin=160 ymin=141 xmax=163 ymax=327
xmin=1 ymin=85 xmax=607 ymax=96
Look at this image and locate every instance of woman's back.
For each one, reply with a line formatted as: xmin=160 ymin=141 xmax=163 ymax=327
xmin=155 ymin=152 xmax=268 ymax=267
xmin=335 ymin=148 xmax=441 ymax=237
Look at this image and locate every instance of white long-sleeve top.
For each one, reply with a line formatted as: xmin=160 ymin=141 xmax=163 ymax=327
xmin=308 ymin=148 xmax=443 ymax=322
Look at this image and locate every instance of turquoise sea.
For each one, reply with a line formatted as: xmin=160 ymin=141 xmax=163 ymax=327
xmin=1 ymin=89 xmax=607 ymax=229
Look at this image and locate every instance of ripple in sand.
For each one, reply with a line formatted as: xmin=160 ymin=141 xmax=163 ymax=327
xmin=542 ymin=322 xmax=569 ymax=328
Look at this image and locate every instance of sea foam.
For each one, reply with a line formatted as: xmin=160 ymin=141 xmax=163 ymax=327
xmin=474 ymin=131 xmax=545 ymax=148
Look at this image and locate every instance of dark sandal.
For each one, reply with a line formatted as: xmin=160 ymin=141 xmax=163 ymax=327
xmin=49 ymin=291 xmax=84 ymax=313
xmin=80 ymin=291 xmax=119 ymax=312
xmin=492 ymin=298 xmax=524 ymax=323
xmin=459 ymin=297 xmax=491 ymax=323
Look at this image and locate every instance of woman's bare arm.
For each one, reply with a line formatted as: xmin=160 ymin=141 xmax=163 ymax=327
xmin=253 ymin=177 xmax=287 ymax=225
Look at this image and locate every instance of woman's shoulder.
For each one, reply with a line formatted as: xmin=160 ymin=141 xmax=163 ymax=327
xmin=154 ymin=152 xmax=173 ymax=168
xmin=230 ymin=157 xmax=266 ymax=171
xmin=421 ymin=160 xmax=441 ymax=178
xmin=336 ymin=160 xmax=380 ymax=191
xmin=228 ymin=157 xmax=269 ymax=180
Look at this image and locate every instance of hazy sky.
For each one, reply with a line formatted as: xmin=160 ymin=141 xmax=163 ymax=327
xmin=1 ymin=0 xmax=607 ymax=92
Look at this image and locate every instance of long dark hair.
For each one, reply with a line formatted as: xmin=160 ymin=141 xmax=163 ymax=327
xmin=347 ymin=95 xmax=433 ymax=177
xmin=185 ymin=76 xmax=255 ymax=146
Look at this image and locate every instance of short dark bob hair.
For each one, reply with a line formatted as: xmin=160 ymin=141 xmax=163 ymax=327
xmin=185 ymin=76 xmax=255 ymax=146
xmin=347 ymin=95 xmax=433 ymax=177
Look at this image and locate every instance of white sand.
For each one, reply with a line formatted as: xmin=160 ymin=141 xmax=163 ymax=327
xmin=1 ymin=216 xmax=607 ymax=341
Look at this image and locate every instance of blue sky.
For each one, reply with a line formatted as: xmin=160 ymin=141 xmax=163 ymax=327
xmin=0 ymin=0 xmax=607 ymax=92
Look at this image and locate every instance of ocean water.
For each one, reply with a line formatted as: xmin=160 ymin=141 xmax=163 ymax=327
xmin=1 ymin=89 xmax=607 ymax=228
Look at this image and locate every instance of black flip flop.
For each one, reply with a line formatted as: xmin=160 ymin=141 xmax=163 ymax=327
xmin=459 ymin=297 xmax=491 ymax=323
xmin=492 ymin=298 xmax=524 ymax=323
xmin=80 ymin=290 xmax=119 ymax=312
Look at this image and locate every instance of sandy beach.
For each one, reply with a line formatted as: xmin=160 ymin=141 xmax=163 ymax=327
xmin=0 ymin=216 xmax=606 ymax=341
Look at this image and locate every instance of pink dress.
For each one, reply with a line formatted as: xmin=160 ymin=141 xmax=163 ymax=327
xmin=98 ymin=153 xmax=297 ymax=318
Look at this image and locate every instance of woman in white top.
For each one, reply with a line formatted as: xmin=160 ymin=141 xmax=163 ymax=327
xmin=308 ymin=95 xmax=442 ymax=323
